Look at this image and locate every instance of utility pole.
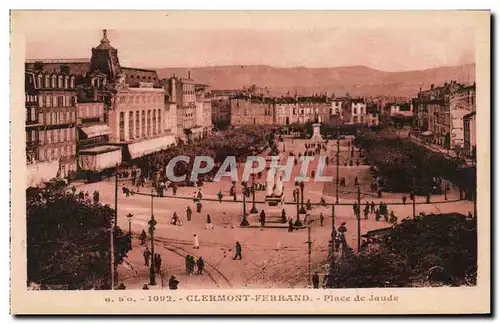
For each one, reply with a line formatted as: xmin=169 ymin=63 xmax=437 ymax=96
xmin=111 ymin=162 xmax=118 ymax=290
xmin=149 ymin=192 xmax=157 ymax=285
xmin=307 ymin=224 xmax=312 ymax=282
xmin=110 ymin=221 xmax=115 ymax=290
xmin=331 ymin=204 xmax=335 ymax=265
xmin=357 ymin=184 xmax=361 ymax=252
xmin=241 ymin=182 xmax=249 ymax=226
xmin=336 ymin=126 xmax=340 ymax=204
xmin=299 ymin=181 xmax=306 ymax=214
xmin=250 ymin=177 xmax=258 ymax=214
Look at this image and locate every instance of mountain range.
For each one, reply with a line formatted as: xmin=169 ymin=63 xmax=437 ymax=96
xmin=154 ymin=63 xmax=475 ymax=98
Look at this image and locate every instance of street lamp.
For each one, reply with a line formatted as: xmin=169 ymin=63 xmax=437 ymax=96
xmin=126 ymin=213 xmax=133 ymax=235
xmin=356 ymin=183 xmax=361 ymax=252
xmin=299 ymin=181 xmax=306 ymax=214
xmin=148 ymin=189 xmax=157 ymax=285
xmin=240 ymin=181 xmax=249 ymax=226
xmin=294 ymin=186 xmax=303 ymax=227
xmin=336 ymin=125 xmax=340 ymax=204
xmin=250 ymin=175 xmax=258 ymax=214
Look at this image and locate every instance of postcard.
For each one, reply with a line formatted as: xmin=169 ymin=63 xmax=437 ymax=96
xmin=10 ymin=10 xmax=490 ymax=314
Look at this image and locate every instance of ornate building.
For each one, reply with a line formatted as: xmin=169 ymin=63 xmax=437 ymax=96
xmin=24 ymin=68 xmax=78 ymax=186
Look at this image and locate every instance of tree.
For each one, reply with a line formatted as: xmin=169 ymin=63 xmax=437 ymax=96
xmin=27 ymin=183 xmax=129 ymax=290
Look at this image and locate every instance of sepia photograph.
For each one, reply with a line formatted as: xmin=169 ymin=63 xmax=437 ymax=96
xmin=10 ymin=10 xmax=490 ymax=314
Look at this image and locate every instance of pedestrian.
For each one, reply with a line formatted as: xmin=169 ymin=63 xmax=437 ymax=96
xmin=186 ymin=206 xmax=192 ymax=222
xmin=206 ymin=214 xmax=213 ymax=230
xmin=306 ymin=199 xmax=312 ymax=210
xmin=356 ymin=160 xmax=360 ymax=167
xmin=233 ymin=241 xmax=242 ymax=260
xmin=143 ymin=247 xmax=151 ymax=266
xmin=71 ymin=186 xmax=76 ymax=196
xmin=197 ymin=190 xmax=203 ymax=200
xmin=172 ymin=212 xmax=178 ymax=226
xmin=467 ymin=211 xmax=473 ymax=219
xmin=292 ymin=190 xmax=297 ymax=202
xmin=288 ymin=218 xmax=294 ymax=232
xmin=154 ymin=253 xmax=162 ymax=274
xmin=354 ymin=177 xmax=359 ymax=186
xmin=311 ymin=170 xmax=315 ymax=179
xmin=353 ymin=202 xmax=358 ymax=216
xmin=139 ymin=229 xmax=147 ymax=245
xmin=196 ymin=257 xmax=205 ymax=275
xmin=196 ymin=201 xmax=202 ymax=213
xmin=402 ymin=195 xmax=407 ymax=205
xmin=319 ymin=213 xmax=324 ymax=227
xmin=375 ymin=209 xmax=381 ymax=221
xmin=370 ymin=201 xmax=376 ymax=214
xmin=259 ymin=210 xmax=266 ymax=227
xmin=320 ymin=197 xmax=326 ymax=206
xmin=93 ymin=190 xmax=100 ymax=203
xmin=364 ymin=206 xmax=369 ymax=220
xmin=168 ymin=275 xmax=179 ymax=290
xmin=389 ymin=211 xmax=397 ymax=224
xmin=218 ymin=191 xmax=223 ymax=203
xmin=193 ymin=234 xmax=200 ymax=249
xmin=377 ymin=189 xmax=382 ymax=198
xmin=281 ymin=209 xmax=287 ymax=223
xmin=312 ymin=272 xmax=320 ymax=289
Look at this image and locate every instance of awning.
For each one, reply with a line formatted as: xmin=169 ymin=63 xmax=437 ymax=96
xmin=80 ymin=124 xmax=112 ymax=138
xmin=128 ymin=135 xmax=176 ymax=159
xmin=421 ymin=131 xmax=433 ymax=136
xmin=79 ymin=145 xmax=122 ymax=172
xmin=26 ymin=160 xmax=59 ymax=188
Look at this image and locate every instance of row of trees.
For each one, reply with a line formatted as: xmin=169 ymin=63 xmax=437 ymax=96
xmin=354 ymin=129 xmax=476 ymax=196
xmin=328 ymin=213 xmax=477 ymax=288
xmin=27 ymin=180 xmax=129 ymax=290
xmin=132 ymin=125 xmax=274 ymax=181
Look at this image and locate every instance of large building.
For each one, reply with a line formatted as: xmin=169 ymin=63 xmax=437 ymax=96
xmin=342 ymin=98 xmax=367 ymax=124
xmin=24 ymin=68 xmax=78 ymax=186
xmin=230 ymin=96 xmax=275 ymax=126
xmin=463 ymin=112 xmax=476 ymax=157
xmin=26 ymin=30 xmax=177 ymax=179
xmin=449 ymin=84 xmax=476 ymax=150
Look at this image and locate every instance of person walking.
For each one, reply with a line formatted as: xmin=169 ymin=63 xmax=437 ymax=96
xmin=281 ymin=209 xmax=287 ymax=223
xmin=312 ymin=272 xmax=320 ymax=289
xmin=196 ymin=257 xmax=205 ymax=275
xmin=364 ymin=206 xmax=369 ymax=220
xmin=370 ymin=201 xmax=376 ymax=214
xmin=233 ymin=241 xmax=242 ymax=260
xmin=218 ymin=191 xmax=223 ymax=203
xmin=196 ymin=201 xmax=203 ymax=213
xmin=206 ymin=214 xmax=213 ymax=230
xmin=185 ymin=255 xmax=191 ymax=274
xmin=292 ymin=190 xmax=297 ymax=203
xmin=259 ymin=210 xmax=266 ymax=227
xmin=143 ymin=247 xmax=151 ymax=266
xmin=154 ymin=253 xmax=162 ymax=274
xmin=402 ymin=195 xmax=407 ymax=205
xmin=319 ymin=212 xmax=324 ymax=227
xmin=288 ymin=218 xmax=294 ymax=232
xmin=186 ymin=206 xmax=192 ymax=222
xmin=139 ymin=229 xmax=147 ymax=245
xmin=193 ymin=234 xmax=200 ymax=249
xmin=172 ymin=212 xmax=179 ymax=226
xmin=93 ymin=190 xmax=100 ymax=203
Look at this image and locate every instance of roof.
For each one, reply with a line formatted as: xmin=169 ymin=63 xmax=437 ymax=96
xmin=25 ymin=61 xmax=91 ymax=77
xmin=121 ymin=67 xmax=161 ymax=88
xmin=463 ymin=111 xmax=476 ymax=119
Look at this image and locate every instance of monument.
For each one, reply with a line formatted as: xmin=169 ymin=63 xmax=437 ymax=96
xmin=310 ymin=114 xmax=323 ymax=142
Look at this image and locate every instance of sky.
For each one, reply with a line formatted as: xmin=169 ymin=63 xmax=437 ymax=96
xmin=20 ymin=11 xmax=476 ymax=72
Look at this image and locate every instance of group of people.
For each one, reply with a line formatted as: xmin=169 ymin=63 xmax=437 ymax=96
xmin=71 ymin=186 xmax=100 ymax=204
xmin=142 ymin=246 xmax=163 ymax=274
xmin=185 ymin=255 xmax=205 ymax=275
xmin=354 ymin=201 xmax=397 ymax=224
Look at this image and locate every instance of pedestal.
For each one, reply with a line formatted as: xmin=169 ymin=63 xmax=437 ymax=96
xmin=311 ymin=123 xmax=323 ymax=142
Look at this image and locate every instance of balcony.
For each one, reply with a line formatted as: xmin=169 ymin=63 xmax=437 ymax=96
xmin=26 ymin=119 xmax=42 ymax=127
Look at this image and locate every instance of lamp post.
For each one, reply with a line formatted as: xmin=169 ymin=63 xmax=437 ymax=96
xmin=240 ymin=181 xmax=249 ymax=226
xmin=126 ymin=213 xmax=133 ymax=235
xmin=356 ymin=184 xmax=361 ymax=252
xmin=299 ymin=181 xmax=306 ymax=214
xmin=336 ymin=125 xmax=340 ymax=204
xmin=443 ymin=179 xmax=448 ymax=201
xmin=148 ymin=189 xmax=157 ymax=285
xmin=294 ymin=187 xmax=303 ymax=227
xmin=250 ymin=175 xmax=258 ymax=214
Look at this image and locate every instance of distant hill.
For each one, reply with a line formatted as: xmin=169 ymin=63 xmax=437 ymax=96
xmin=154 ymin=64 xmax=475 ymax=98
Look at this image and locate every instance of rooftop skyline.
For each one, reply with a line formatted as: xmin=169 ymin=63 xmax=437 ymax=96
xmin=21 ymin=11 xmax=476 ymax=72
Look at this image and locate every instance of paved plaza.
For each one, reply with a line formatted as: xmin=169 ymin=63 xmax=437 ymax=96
xmin=75 ymin=139 xmax=473 ymax=289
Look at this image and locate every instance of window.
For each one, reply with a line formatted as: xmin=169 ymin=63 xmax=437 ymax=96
xmin=39 ymin=149 xmax=45 ymax=161
xmin=30 ymin=107 xmax=36 ymax=121
xmin=57 ymin=96 xmax=63 ymax=107
xmin=353 ymin=116 xmax=358 ymax=123
xmin=64 ymin=76 xmax=69 ymax=89
xmin=353 ymin=108 xmax=357 ymax=114
xmin=37 ymin=75 xmax=42 ymax=88
xmin=39 ymin=130 xmax=45 ymax=145
xmin=52 ymin=96 xmax=57 ymax=107
xmin=54 ymin=147 xmax=59 ymax=159
xmin=52 ymin=112 xmax=57 ymax=124
xmin=58 ymin=75 xmax=63 ymax=88
xmin=70 ymin=76 xmax=75 ymax=88
xmin=51 ymin=75 xmax=57 ymax=88
xmin=45 ymin=75 xmax=50 ymax=88
xmin=46 ymin=95 xmax=51 ymax=107
xmin=45 ymin=113 xmax=51 ymax=125
xmin=60 ymin=129 xmax=65 ymax=142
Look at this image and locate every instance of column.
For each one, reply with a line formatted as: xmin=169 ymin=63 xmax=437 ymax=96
xmin=139 ymin=110 xmax=143 ymax=139
xmin=124 ymin=110 xmax=130 ymax=141
xmin=158 ymin=109 xmax=162 ymax=134
xmin=115 ymin=111 xmax=120 ymax=142
xmin=132 ymin=110 xmax=136 ymax=139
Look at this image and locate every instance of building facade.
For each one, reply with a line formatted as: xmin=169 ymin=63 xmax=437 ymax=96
xmin=230 ymin=97 xmax=275 ymax=126
xmin=449 ymin=85 xmax=476 ymax=150
xmin=25 ymin=68 xmax=79 ymax=185
xmin=463 ymin=112 xmax=476 ymax=157
xmin=342 ymin=99 xmax=367 ymax=124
